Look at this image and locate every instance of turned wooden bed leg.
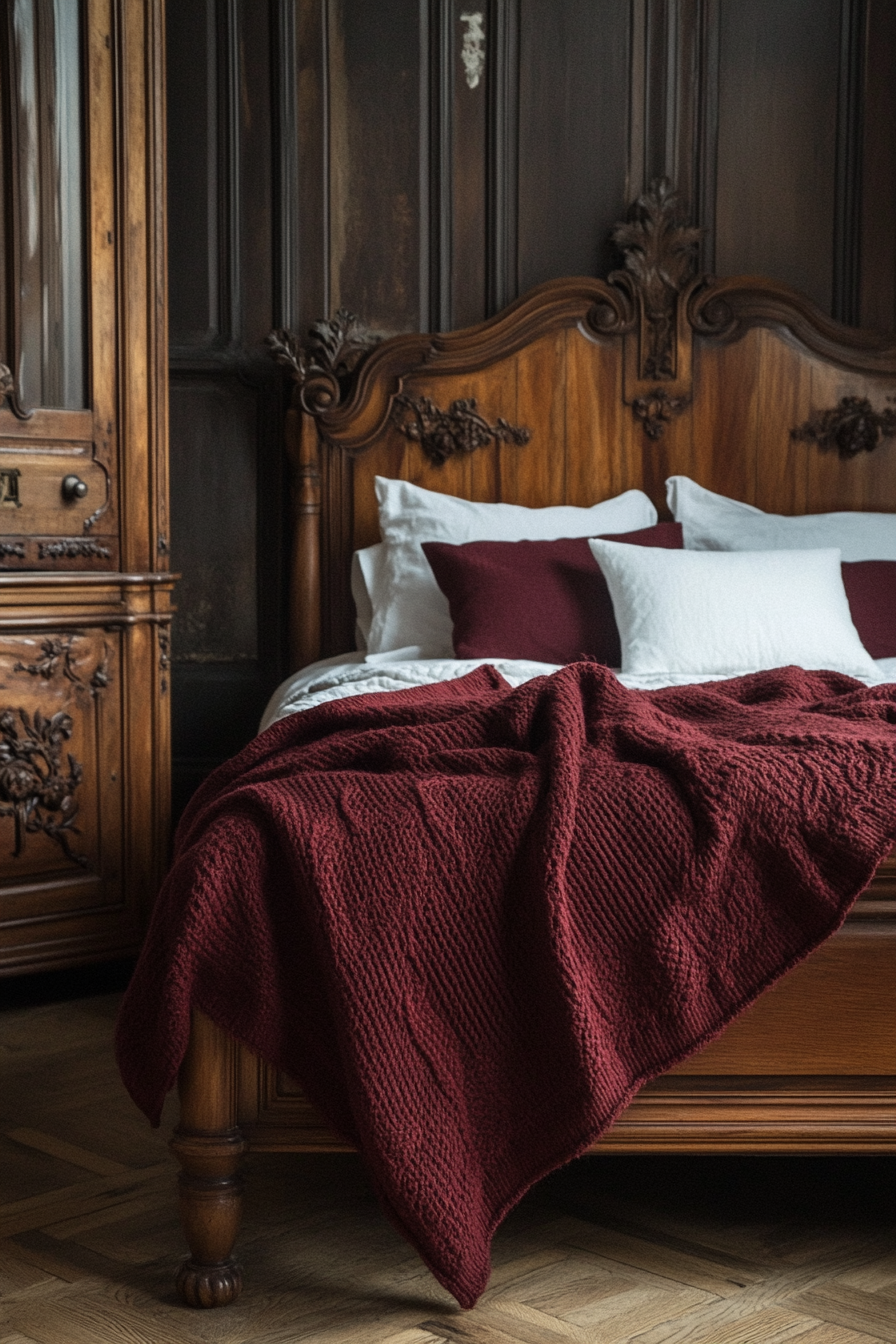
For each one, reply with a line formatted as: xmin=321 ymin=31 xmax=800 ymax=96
xmin=170 ymin=1008 xmax=248 ymax=1307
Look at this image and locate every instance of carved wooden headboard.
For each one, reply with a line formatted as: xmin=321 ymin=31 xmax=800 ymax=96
xmin=270 ymin=183 xmax=896 ymax=671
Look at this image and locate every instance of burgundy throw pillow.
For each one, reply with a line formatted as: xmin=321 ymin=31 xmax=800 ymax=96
xmin=423 ymin=523 xmax=683 ymax=665
xmin=842 ymin=560 xmax=896 ymax=659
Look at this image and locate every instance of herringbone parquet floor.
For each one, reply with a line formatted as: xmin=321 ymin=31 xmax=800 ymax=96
xmin=1 ymin=972 xmax=894 ymax=1344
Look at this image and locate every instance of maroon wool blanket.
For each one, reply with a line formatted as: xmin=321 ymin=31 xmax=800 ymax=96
xmin=116 ymin=663 xmax=896 ymax=1307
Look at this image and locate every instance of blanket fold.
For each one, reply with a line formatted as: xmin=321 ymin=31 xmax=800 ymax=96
xmin=116 ymin=663 xmax=896 ymax=1307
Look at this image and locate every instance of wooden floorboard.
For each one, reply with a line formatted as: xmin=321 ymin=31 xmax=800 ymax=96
xmin=0 ymin=988 xmax=894 ymax=1343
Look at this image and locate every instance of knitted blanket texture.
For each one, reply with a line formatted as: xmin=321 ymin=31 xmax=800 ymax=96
xmin=116 ymin=662 xmax=896 ymax=1307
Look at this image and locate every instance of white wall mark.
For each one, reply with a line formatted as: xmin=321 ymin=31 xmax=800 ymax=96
xmin=460 ymin=12 xmax=485 ymax=89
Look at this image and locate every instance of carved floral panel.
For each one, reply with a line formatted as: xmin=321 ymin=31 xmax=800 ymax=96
xmin=0 ymin=629 xmax=120 ymax=884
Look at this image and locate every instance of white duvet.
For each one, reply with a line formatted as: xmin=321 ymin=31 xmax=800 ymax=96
xmin=260 ymin=648 xmax=896 ymax=733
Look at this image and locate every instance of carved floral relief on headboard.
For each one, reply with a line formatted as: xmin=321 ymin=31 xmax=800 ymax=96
xmin=266 ymin=181 xmax=896 ymax=668
xmin=267 ymin=180 xmax=896 ymax=456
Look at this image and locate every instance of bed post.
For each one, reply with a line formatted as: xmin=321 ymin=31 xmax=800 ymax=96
xmin=287 ymin=403 xmax=322 ymax=671
xmin=170 ymin=1009 xmax=247 ymax=1307
xmin=268 ymin=313 xmax=385 ymax=674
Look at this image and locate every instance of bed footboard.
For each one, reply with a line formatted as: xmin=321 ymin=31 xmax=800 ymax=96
xmin=170 ymin=1009 xmax=247 ymax=1307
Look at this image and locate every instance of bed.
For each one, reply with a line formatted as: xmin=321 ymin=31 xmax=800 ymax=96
xmin=125 ymin=185 xmax=896 ymax=1309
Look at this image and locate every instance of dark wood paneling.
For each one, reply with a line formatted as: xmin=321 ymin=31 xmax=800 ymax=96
xmin=236 ymin=0 xmax=273 ymax=345
xmin=517 ymin=0 xmax=631 ymax=290
xmin=168 ymin=379 xmax=257 ymax=662
xmin=485 ymin=0 xmax=520 ymax=317
xmin=328 ymin=0 xmax=420 ymax=332
xmin=450 ymin=4 xmax=487 ymax=328
xmin=285 ymin=0 xmax=322 ymax=332
xmin=714 ymin=0 xmax=841 ymax=312
xmin=859 ymin=0 xmax=896 ymax=333
xmin=166 ymin=0 xmax=220 ymax=347
xmin=630 ymin=0 xmax=720 ymax=275
xmin=166 ymin=0 xmax=287 ymax=815
xmin=832 ymin=0 xmax=867 ymax=326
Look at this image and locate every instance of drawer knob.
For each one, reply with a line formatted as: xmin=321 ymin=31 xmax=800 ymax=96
xmin=61 ymin=474 xmax=88 ymax=501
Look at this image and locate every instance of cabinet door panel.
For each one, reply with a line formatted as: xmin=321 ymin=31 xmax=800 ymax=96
xmin=0 ymin=628 xmax=123 ymax=922
xmin=4 ymin=0 xmax=88 ymax=412
xmin=1 ymin=0 xmax=119 ymax=572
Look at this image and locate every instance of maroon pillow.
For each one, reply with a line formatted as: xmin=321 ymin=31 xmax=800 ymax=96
xmin=423 ymin=523 xmax=683 ymax=666
xmin=842 ymin=560 xmax=896 ymax=659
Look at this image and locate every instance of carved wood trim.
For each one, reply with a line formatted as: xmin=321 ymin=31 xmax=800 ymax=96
xmin=611 ymin=178 xmax=702 ymax=384
xmin=791 ymin=396 xmax=896 ymax=459
xmin=689 ymin=277 xmax=896 ymax=373
xmin=267 ymin=310 xmax=383 ymax=417
xmin=390 ymin=393 xmax=531 ymax=466
xmin=36 ymin=539 xmax=113 ymax=561
xmin=631 ymin=388 xmax=691 ymax=439
xmin=12 ymin=634 xmax=112 ymax=696
xmin=158 ymin=629 xmax=171 ymax=695
xmin=270 ymin=186 xmax=896 ymax=673
xmin=0 ymin=363 xmax=31 ymax=419
xmin=0 ymin=708 xmax=86 ymax=865
xmin=609 ymin=179 xmax=702 ymax=435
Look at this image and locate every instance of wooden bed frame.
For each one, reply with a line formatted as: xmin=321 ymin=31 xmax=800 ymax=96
xmin=170 ymin=185 xmax=896 ymax=1309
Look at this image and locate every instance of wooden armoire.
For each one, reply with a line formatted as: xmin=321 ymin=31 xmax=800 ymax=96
xmin=0 ymin=0 xmax=170 ymax=975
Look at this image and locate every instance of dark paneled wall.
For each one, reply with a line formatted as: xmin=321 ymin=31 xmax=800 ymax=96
xmin=517 ymin=0 xmax=631 ymax=291
xmin=166 ymin=0 xmax=896 ymax=807
xmin=167 ymin=0 xmax=287 ymax=814
xmin=715 ymin=0 xmax=844 ymax=315
xmin=860 ymin=0 xmax=896 ymax=332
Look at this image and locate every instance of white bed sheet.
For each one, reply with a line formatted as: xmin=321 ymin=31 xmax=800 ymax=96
xmin=260 ymin=649 xmax=896 ymax=733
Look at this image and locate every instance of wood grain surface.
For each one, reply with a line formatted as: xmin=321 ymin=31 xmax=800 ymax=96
xmin=1 ymin=989 xmax=894 ymax=1342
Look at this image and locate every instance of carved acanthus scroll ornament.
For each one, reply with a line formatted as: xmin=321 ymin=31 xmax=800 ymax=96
xmin=391 ymin=394 xmax=531 ymax=466
xmin=267 ymin=312 xmax=531 ymax=467
xmin=791 ymin=396 xmax=896 ymax=459
xmin=611 ymin=179 xmax=702 ymax=383
xmin=266 ymin=310 xmax=381 ymax=415
xmin=609 ymin=179 xmax=702 ymax=438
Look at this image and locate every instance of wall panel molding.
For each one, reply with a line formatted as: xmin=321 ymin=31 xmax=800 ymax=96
xmin=293 ymin=0 xmax=329 ymax=334
xmin=167 ymin=0 xmax=242 ymax=355
xmin=833 ymin=0 xmax=867 ymax=327
xmin=859 ymin=0 xmax=896 ymax=332
xmin=273 ymin=0 xmax=300 ymax=333
xmin=627 ymin=0 xmax=719 ymax=272
xmin=422 ymin=0 xmax=453 ymax=331
xmin=485 ymin=0 xmax=520 ymax=316
xmin=217 ymin=0 xmax=241 ymax=345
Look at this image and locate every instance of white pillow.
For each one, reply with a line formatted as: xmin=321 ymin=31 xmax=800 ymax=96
xmin=667 ymin=476 xmax=896 ymax=561
xmin=587 ymin=540 xmax=879 ymax=678
xmin=369 ymin=478 xmax=658 ymax=656
xmin=351 ymin=544 xmax=382 ymax=651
